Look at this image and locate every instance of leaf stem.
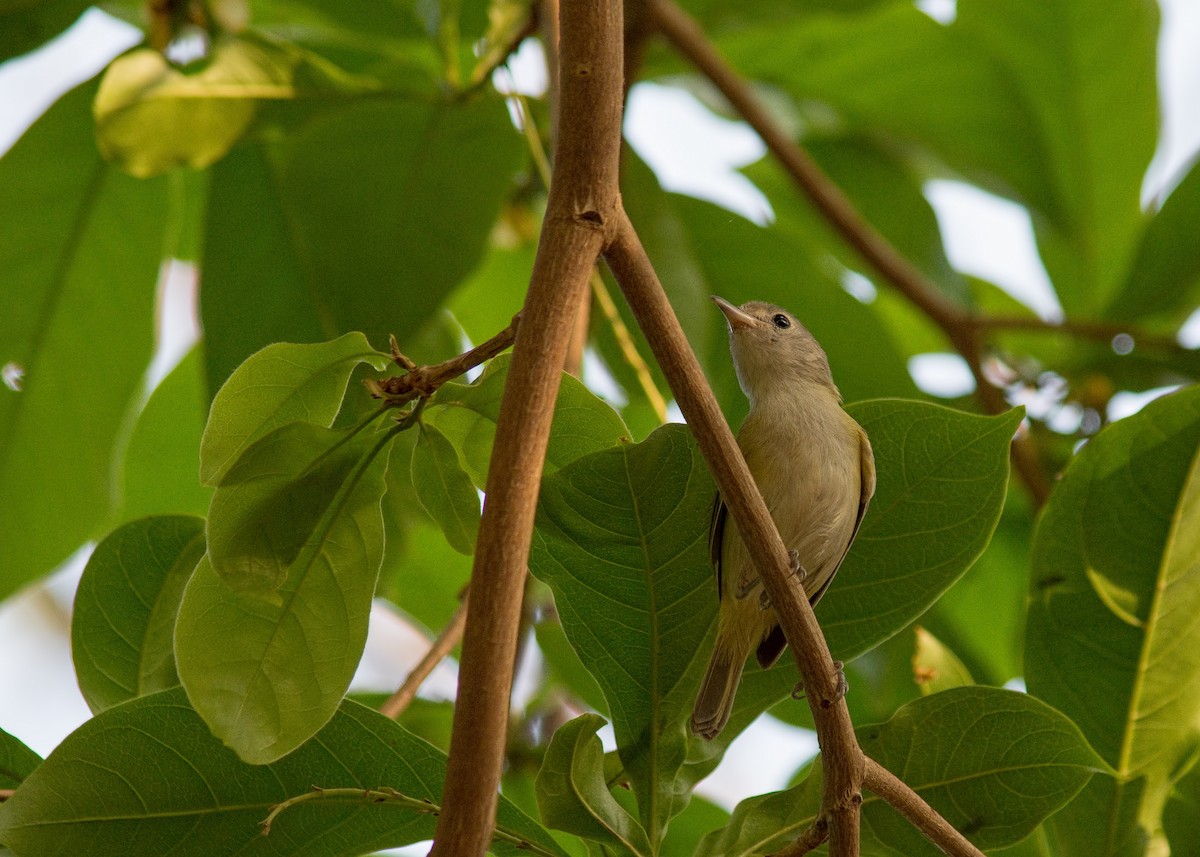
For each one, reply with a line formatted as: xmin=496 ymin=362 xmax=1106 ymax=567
xmin=259 ymin=785 xmax=561 ymax=856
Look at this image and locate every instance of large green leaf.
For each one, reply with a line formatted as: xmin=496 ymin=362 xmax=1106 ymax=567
xmin=119 ymin=348 xmax=213 ymax=521
xmin=0 ymin=0 xmax=89 ymax=62
xmin=94 ymin=34 xmax=378 ymax=178
xmin=425 ymin=353 xmax=631 ymax=488
xmin=1104 ymin=156 xmax=1200 ymax=326
xmin=206 ymin=421 xmax=390 ymax=591
xmin=177 ymin=424 xmax=390 ymax=763
xmin=821 ymin=400 xmax=1022 ymax=659
xmin=199 ymin=332 xmax=389 ymax=486
xmin=1026 ymin=385 xmax=1200 ymax=855
xmin=0 ymin=688 xmax=566 ymax=857
xmin=199 ymin=93 xmax=522 ymax=392
xmin=0 ymin=78 xmax=168 ymax=597
xmin=713 ymin=0 xmax=1157 ymax=313
xmin=0 ymin=727 xmax=40 ymax=789
xmin=411 ymin=421 xmax=480 ymax=554
xmin=696 ymin=688 xmax=1104 ymax=857
xmin=954 ymin=0 xmax=1158 ymax=315
xmin=529 ymin=423 xmax=715 ymax=847
xmin=72 ymin=516 xmax=204 ymax=714
xmin=536 ymin=713 xmax=652 ymax=856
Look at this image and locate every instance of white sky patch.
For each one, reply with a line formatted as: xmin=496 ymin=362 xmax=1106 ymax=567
xmin=625 ymin=82 xmax=772 ymax=224
xmin=915 ymin=0 xmax=957 ymax=25
xmin=582 ymin=347 xmax=628 ymax=407
xmin=908 ymin=353 xmax=976 ymax=398
xmin=0 ymin=9 xmax=140 ymax=156
xmin=1108 ymin=385 xmax=1182 ymax=422
xmin=492 ymin=37 xmax=548 ymax=97
xmin=694 ymin=714 xmax=818 ymax=811
xmin=1144 ymin=0 xmax=1200 ymax=204
xmin=924 ymin=180 xmax=1062 ymax=321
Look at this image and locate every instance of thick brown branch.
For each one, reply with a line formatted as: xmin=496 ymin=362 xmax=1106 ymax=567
xmin=380 ymin=591 xmax=469 ymax=720
xmin=862 ymin=758 xmax=986 ymax=857
xmin=605 ymin=211 xmax=863 ymax=855
xmin=428 ymin=1 xmax=626 ymax=854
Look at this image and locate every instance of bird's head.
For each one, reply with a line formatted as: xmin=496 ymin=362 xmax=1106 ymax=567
xmin=712 ymin=295 xmax=838 ymax=404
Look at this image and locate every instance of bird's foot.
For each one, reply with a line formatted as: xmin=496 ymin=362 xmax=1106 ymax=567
xmin=736 ymin=575 xmax=761 ymax=600
xmin=791 ymin=662 xmax=849 ymax=708
xmin=758 ymin=552 xmax=809 ymax=610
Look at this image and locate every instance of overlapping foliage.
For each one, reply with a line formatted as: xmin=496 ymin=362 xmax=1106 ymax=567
xmin=1 ymin=1 xmax=1198 ymax=855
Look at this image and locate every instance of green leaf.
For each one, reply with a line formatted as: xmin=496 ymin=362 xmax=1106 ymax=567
xmin=715 ymin=0 xmax=1158 ymax=311
xmin=0 ymin=688 xmax=566 ymax=857
xmin=199 ymin=332 xmax=389 ymax=486
xmin=177 ymin=426 xmax=390 ymax=763
xmin=95 ymin=35 xmax=379 ymax=178
xmin=955 ymin=0 xmax=1158 ymax=314
xmin=1105 ymin=156 xmax=1200 ymax=325
xmin=536 ymin=713 xmax=652 ymax=856
xmin=199 ymin=93 xmax=522 ymax=392
xmin=697 ymin=688 xmax=1104 ymax=857
xmin=72 ymin=516 xmax=204 ymax=714
xmin=0 ymin=0 xmax=89 ymax=62
xmin=411 ymin=421 xmax=480 ymax=554
xmin=0 ymin=77 xmax=168 ymax=598
xmin=0 ymin=727 xmax=40 ymax=789
xmin=912 ymin=627 xmax=973 ymax=696
xmin=426 ymin=353 xmax=630 ymax=488
xmin=529 ymin=424 xmax=715 ymax=847
xmin=119 ymin=348 xmax=213 ymax=521
xmin=821 ymin=400 xmax=1023 ymax=659
xmin=206 ymin=420 xmax=389 ymax=591
xmin=1026 ymin=385 xmax=1200 ymax=855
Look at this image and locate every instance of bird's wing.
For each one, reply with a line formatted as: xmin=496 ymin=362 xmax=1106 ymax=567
xmin=805 ymin=424 xmax=876 ymax=608
xmin=709 ymin=491 xmax=727 ymax=595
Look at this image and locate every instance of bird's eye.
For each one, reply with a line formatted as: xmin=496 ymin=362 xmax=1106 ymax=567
xmin=772 ymin=314 xmax=791 ymax=329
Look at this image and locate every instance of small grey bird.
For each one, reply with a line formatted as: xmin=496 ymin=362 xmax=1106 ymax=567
xmin=691 ymin=296 xmax=875 ymax=740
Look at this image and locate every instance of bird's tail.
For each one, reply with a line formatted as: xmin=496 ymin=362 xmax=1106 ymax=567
xmin=691 ymin=646 xmax=745 ymax=740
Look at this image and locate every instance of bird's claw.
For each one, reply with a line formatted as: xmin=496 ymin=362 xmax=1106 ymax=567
xmin=791 ymin=662 xmax=849 ymax=708
xmin=736 ymin=576 xmax=761 ymax=600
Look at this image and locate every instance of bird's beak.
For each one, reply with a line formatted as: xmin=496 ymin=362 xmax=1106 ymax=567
xmin=712 ymin=295 xmax=759 ymax=330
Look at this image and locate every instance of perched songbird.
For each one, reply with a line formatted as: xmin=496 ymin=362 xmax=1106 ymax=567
xmin=691 ymin=296 xmax=876 ymax=740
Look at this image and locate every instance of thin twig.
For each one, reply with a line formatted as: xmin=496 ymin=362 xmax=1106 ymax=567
xmin=0 ymin=788 xmax=14 ymax=802
xmin=978 ymin=315 xmax=1185 ymax=351
xmin=862 ymin=759 xmax=986 ymax=857
xmin=259 ymin=786 xmax=561 ymax=857
xmin=380 ymin=591 xmax=470 ymax=719
xmin=366 ymin=314 xmax=520 ymax=407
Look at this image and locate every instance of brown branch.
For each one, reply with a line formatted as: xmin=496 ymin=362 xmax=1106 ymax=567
xmin=604 ymin=210 xmax=863 ymax=855
xmin=862 ymin=758 xmax=986 ymax=857
xmin=427 ymin=0 xmax=626 ymax=854
xmin=380 ymin=591 xmax=470 ymax=720
xmin=648 ymin=0 xmax=1053 ymax=507
xmin=0 ymin=788 xmax=14 ymax=802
